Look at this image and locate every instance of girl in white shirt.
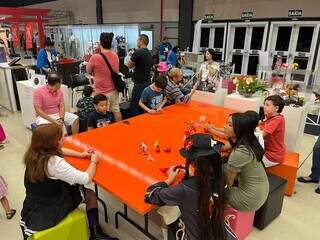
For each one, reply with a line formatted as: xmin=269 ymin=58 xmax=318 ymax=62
xmin=20 ymin=123 xmax=117 ymax=240
xmin=198 ymin=48 xmax=219 ymax=92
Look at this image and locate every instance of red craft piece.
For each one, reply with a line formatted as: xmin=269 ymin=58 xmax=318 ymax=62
xmin=164 ymin=147 xmax=172 ymax=153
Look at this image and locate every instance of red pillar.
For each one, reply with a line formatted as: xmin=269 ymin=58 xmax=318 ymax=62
xmin=160 ymin=0 xmax=163 ymax=41
xmin=37 ymin=16 xmax=44 ymax=48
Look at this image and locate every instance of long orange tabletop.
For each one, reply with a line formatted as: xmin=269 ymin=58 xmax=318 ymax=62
xmin=63 ymin=101 xmax=235 ymax=215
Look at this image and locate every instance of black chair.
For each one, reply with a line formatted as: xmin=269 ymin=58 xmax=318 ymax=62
xmin=69 ymin=74 xmax=90 ymax=108
xmin=11 ymin=67 xmax=28 ymax=111
xmin=254 ymin=173 xmax=287 ymax=230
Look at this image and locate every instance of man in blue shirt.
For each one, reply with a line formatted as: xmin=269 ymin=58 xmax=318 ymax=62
xmin=159 ymin=37 xmax=172 ymax=61
xmin=37 ymin=39 xmax=58 ymax=74
xmin=167 ymin=46 xmax=180 ymax=67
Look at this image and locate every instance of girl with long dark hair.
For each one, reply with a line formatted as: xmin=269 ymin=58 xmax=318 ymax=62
xmin=20 ymin=123 xmax=117 ymax=240
xmin=198 ymin=48 xmax=219 ymax=92
xmin=225 ymin=113 xmax=269 ymax=211
xmin=145 ymin=133 xmax=237 ymax=240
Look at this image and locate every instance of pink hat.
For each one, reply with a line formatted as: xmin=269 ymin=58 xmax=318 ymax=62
xmin=157 ymin=61 xmax=169 ymax=72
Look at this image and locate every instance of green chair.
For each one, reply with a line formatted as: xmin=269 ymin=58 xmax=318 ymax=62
xmin=29 ymin=209 xmax=89 ymax=240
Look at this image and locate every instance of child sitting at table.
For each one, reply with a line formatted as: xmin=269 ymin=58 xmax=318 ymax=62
xmin=260 ymin=95 xmax=286 ymax=167
xmin=139 ymin=75 xmax=168 ymax=114
xmin=87 ymin=94 xmax=115 ymax=130
xmin=76 ymin=85 xmax=95 ymax=120
xmin=145 ymin=133 xmax=237 ymax=240
xmin=204 ymin=110 xmax=264 ymax=151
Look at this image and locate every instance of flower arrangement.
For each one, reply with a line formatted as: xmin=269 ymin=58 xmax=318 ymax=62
xmin=233 ymin=76 xmax=267 ymax=97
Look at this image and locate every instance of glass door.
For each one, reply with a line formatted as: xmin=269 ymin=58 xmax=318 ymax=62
xmin=267 ymin=21 xmax=320 ymax=84
xmin=199 ymin=23 xmax=227 ymax=60
xmin=226 ymin=22 xmax=268 ymax=75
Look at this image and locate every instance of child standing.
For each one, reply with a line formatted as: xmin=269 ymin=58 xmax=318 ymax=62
xmin=261 ymin=95 xmax=286 ymax=167
xmin=76 ymin=86 xmax=95 ymax=120
xmin=0 ymin=175 xmax=16 ymax=219
xmin=139 ymin=75 xmax=167 ymax=114
xmin=87 ymin=94 xmax=115 ymax=130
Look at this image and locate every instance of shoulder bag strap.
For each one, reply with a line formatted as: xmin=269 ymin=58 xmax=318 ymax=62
xmin=99 ymin=52 xmax=115 ymax=73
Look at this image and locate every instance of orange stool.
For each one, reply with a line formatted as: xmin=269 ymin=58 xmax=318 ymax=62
xmin=266 ymin=151 xmax=299 ymax=196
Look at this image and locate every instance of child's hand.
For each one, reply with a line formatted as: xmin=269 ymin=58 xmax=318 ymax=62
xmin=165 ymin=166 xmax=180 ymax=185
xmin=156 ymin=107 xmax=163 ymax=112
xmin=91 ymin=151 xmax=101 ymax=164
xmin=81 ymin=148 xmax=95 ymax=158
xmin=148 ymin=109 xmax=157 ymax=114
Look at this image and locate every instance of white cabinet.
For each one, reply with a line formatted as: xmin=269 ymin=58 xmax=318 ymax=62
xmin=282 ymin=103 xmax=309 ymax=152
xmin=192 ymin=89 xmax=228 ymax=106
xmin=224 ymin=92 xmax=264 ymax=113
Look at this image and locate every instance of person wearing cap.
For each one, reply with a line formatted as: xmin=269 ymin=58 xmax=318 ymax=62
xmin=145 ymin=133 xmax=237 ymax=240
xmin=165 ymin=68 xmax=199 ymax=105
xmin=157 ymin=61 xmax=170 ymax=75
xmin=224 ymin=112 xmax=269 ymax=212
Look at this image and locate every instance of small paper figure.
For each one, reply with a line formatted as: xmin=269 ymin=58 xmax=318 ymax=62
xmin=164 ymin=147 xmax=172 ymax=153
xmin=147 ymin=153 xmax=154 ymax=161
xmin=199 ymin=115 xmax=206 ymax=122
xmin=140 ymin=141 xmax=148 ymax=155
xmin=154 ymin=140 xmax=160 ymax=153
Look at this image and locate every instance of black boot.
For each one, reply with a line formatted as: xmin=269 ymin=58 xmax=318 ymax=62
xmin=89 ymin=224 xmax=118 ymax=240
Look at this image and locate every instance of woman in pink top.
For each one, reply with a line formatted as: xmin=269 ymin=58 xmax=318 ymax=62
xmin=87 ymin=33 xmax=122 ymax=121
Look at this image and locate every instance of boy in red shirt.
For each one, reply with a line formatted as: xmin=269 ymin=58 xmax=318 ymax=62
xmin=261 ymin=95 xmax=286 ymax=167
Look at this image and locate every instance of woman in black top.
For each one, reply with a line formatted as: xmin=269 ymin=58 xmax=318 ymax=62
xmin=145 ymin=133 xmax=237 ymax=240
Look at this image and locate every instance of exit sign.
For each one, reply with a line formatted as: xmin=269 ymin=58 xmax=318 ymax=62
xmin=204 ymin=14 xmax=215 ymax=22
xmin=288 ymin=9 xmax=303 ymax=18
xmin=241 ymin=11 xmax=253 ymax=19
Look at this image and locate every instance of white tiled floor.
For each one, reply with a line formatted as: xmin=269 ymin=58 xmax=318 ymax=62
xmin=0 ymin=111 xmax=320 ymax=240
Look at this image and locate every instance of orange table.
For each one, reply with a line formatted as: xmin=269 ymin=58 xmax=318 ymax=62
xmin=63 ymin=101 xmax=234 ymax=238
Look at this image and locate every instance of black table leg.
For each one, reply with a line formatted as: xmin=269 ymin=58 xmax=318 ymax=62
xmin=115 ymin=204 xmax=157 ymax=240
xmin=94 ymin=184 xmax=108 ymax=222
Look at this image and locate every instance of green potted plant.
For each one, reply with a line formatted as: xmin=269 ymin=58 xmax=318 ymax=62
xmin=234 ymin=76 xmax=267 ymax=98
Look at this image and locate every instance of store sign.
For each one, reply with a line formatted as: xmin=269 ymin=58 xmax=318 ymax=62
xmin=11 ymin=24 xmax=20 ymax=48
xmin=241 ymin=11 xmax=253 ymax=19
xmin=25 ymin=22 xmax=34 ymax=49
xmin=288 ymin=9 xmax=303 ymax=18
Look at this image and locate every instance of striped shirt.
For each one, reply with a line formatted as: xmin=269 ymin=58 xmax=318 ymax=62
xmin=165 ymin=79 xmax=190 ymax=105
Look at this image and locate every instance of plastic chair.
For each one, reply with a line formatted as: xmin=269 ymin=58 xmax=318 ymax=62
xmin=29 ymin=209 xmax=89 ymax=240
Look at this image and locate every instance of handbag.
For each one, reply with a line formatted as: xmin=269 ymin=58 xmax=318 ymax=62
xmin=70 ymin=74 xmax=90 ymax=88
xmin=99 ymin=53 xmax=127 ymax=93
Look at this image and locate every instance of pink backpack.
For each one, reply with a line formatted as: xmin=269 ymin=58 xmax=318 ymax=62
xmin=0 ymin=124 xmax=6 ymax=142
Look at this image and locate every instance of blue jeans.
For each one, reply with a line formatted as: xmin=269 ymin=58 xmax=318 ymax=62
xmin=130 ymin=82 xmax=150 ymax=117
xmin=310 ymin=136 xmax=320 ymax=182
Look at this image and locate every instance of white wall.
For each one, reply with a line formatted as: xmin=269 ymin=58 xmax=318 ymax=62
xmin=193 ymin=0 xmax=320 ymax=20
xmin=26 ymin=0 xmax=96 ymax=24
xmin=27 ymin=0 xmax=179 ymax=24
xmin=102 ymin=0 xmax=179 ymax=23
